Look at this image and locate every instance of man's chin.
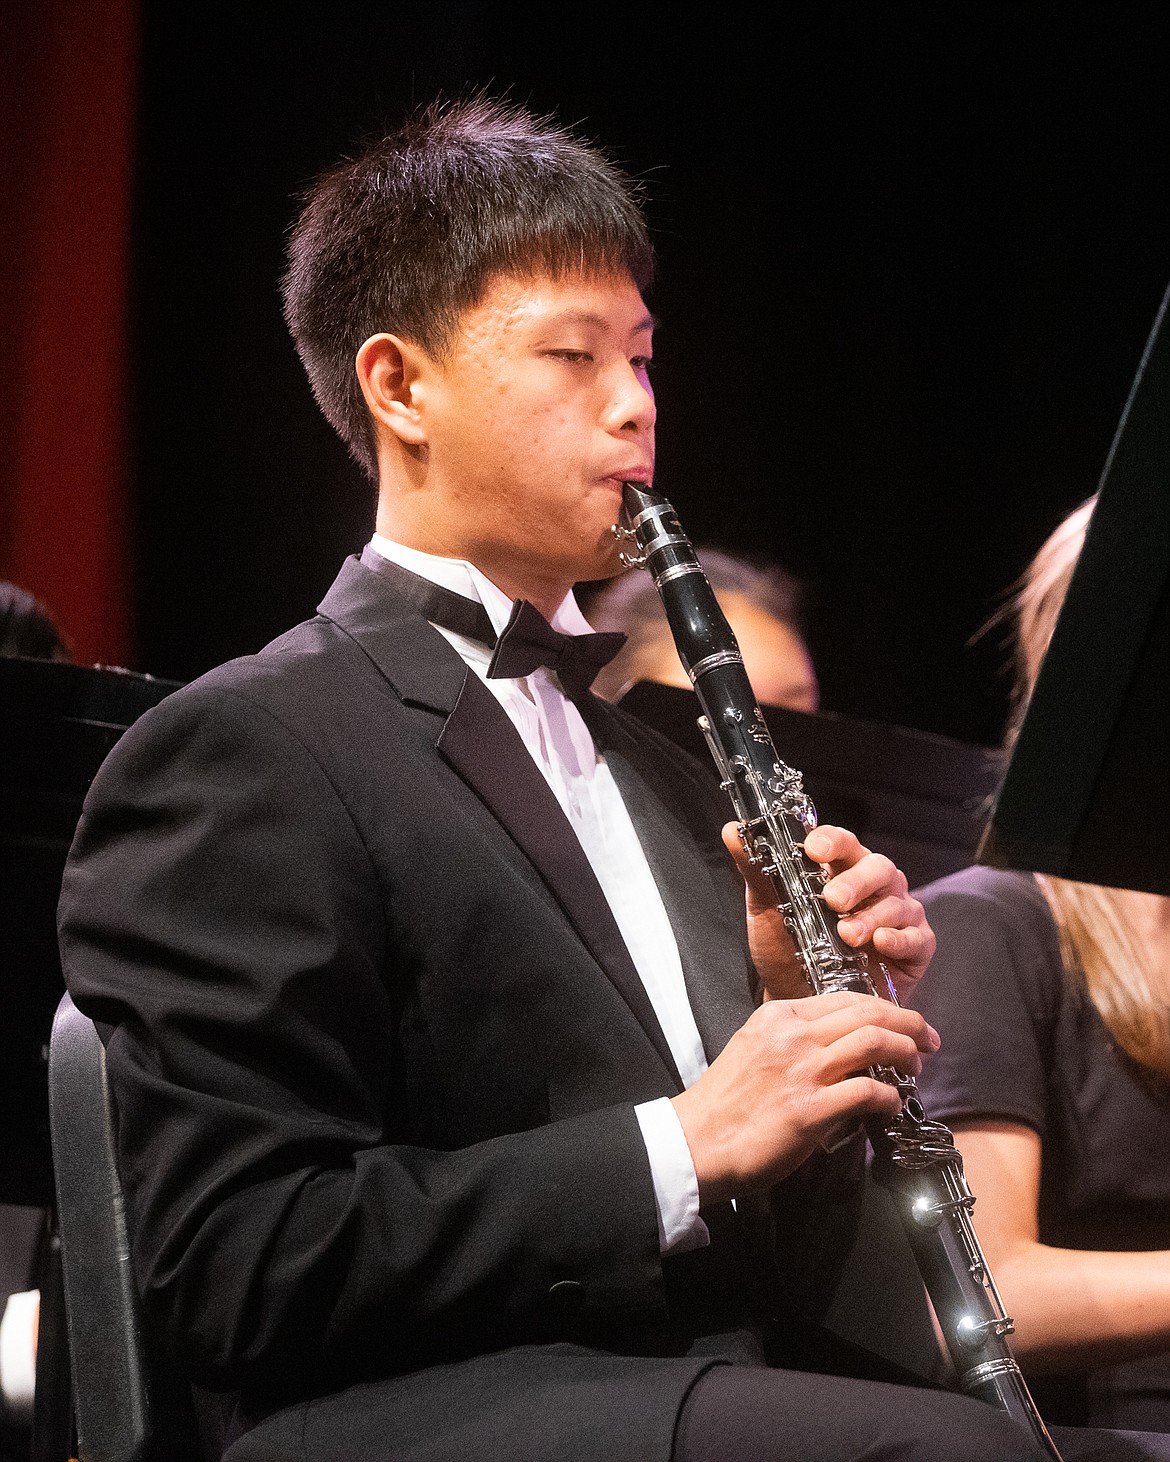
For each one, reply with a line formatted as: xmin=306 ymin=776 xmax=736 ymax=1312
xmin=586 ymin=558 xmax=629 ymax=584
xmin=577 ymin=538 xmax=627 ymax=585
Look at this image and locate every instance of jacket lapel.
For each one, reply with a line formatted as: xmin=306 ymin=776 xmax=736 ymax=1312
xmin=318 ymin=554 xmax=683 ymax=1089
xmin=437 ymin=678 xmax=683 ymax=1088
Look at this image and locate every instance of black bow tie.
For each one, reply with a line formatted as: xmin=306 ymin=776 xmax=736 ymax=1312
xmin=486 ymin=598 xmax=626 ymax=699
xmin=362 ymin=549 xmax=626 ymax=699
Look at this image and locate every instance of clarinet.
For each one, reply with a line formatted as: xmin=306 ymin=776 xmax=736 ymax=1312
xmin=614 ymin=482 xmax=1062 ymax=1460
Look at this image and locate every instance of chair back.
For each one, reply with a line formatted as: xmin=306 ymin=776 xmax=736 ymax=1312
xmin=48 ymin=992 xmax=203 ymax=1462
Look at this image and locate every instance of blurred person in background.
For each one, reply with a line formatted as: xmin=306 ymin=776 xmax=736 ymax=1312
xmin=584 ymin=548 xmax=819 ymax=710
xmin=913 ymin=495 xmax=1170 ymax=1432
xmin=0 ymin=583 xmax=69 ymax=661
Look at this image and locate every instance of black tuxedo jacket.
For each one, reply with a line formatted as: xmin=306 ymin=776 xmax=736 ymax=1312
xmin=58 ymin=553 xmax=863 ymax=1461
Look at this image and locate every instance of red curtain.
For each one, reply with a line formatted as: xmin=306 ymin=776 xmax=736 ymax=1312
xmin=0 ymin=0 xmax=139 ymax=667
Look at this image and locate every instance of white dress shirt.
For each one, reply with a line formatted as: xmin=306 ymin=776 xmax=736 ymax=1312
xmin=369 ymin=534 xmax=709 ymax=1254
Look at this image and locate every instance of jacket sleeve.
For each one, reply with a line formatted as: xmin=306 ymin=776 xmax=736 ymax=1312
xmin=58 ymin=684 xmax=665 ymax=1394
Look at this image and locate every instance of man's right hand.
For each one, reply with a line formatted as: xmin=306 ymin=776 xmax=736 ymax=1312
xmin=670 ymin=992 xmax=940 ymax=1205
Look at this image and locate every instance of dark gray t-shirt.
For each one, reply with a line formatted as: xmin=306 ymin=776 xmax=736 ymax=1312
xmin=913 ymin=864 xmax=1170 ymax=1431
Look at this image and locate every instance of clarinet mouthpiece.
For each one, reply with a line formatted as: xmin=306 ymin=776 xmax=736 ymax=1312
xmin=620 ymin=480 xmax=657 ymax=518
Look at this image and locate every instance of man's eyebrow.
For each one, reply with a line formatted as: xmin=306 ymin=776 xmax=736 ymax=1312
xmin=540 ymin=309 xmax=656 ymax=334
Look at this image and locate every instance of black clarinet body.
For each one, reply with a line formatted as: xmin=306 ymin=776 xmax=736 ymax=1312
xmin=615 ymin=482 xmax=1062 ymax=1460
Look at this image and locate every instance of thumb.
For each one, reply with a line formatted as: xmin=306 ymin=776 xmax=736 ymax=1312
xmin=721 ymin=821 xmax=782 ymax=911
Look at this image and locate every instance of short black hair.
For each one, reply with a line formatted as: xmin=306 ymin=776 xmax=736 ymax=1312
xmin=282 ymin=96 xmax=655 ymax=478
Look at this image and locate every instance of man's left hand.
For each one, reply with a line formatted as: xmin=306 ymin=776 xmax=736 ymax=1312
xmin=721 ymin=822 xmax=935 ymax=1005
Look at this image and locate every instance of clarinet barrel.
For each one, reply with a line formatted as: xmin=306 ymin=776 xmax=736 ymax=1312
xmin=615 ymin=481 xmax=1062 ymax=1461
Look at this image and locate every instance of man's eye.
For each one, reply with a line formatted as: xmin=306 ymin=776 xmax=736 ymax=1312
xmin=549 ymin=350 xmax=592 ymax=363
xmin=631 ymin=356 xmax=654 ymax=373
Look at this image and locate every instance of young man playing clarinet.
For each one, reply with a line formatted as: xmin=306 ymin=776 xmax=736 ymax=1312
xmin=58 ymin=97 xmax=1162 ymax=1460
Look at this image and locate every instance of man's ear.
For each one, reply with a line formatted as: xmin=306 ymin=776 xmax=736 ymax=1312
xmin=355 ymin=333 xmax=433 ymax=448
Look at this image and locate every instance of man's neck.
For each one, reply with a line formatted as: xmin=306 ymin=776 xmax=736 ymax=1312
xmin=369 ymin=532 xmax=581 ymax=630
xmin=373 ymin=528 xmax=570 ymax=621
xmin=374 ymin=457 xmax=587 ymax=617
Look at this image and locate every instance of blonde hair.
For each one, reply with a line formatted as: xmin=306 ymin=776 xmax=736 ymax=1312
xmin=1010 ymin=495 xmax=1170 ymax=1079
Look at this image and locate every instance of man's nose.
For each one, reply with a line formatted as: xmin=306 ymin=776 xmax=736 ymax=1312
xmin=605 ymin=362 xmax=656 ymax=433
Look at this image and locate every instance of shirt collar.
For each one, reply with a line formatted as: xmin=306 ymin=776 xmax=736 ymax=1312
xmin=368 ymin=533 xmax=594 ymax=640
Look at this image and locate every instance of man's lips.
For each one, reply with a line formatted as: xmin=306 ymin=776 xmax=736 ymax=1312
xmin=600 ymin=468 xmax=652 ymax=489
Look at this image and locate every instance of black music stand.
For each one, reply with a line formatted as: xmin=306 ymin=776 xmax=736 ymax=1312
xmin=619 ymin=682 xmax=1004 ymax=894
xmin=978 ymin=282 xmax=1170 ymax=897
xmin=0 ymin=657 xmax=181 ymax=1461
xmin=0 ymin=657 xmax=182 ymax=1205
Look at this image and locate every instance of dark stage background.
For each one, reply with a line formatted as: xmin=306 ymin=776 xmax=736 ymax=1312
xmin=8 ymin=4 xmax=1170 ymax=747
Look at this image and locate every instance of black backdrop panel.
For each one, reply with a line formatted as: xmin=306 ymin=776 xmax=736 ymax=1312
xmin=129 ymin=4 xmax=1170 ymax=748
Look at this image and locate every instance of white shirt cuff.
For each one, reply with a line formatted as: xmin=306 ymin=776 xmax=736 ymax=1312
xmin=635 ymin=1097 xmax=710 ymax=1255
xmin=0 ymin=1290 xmax=38 ymax=1425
